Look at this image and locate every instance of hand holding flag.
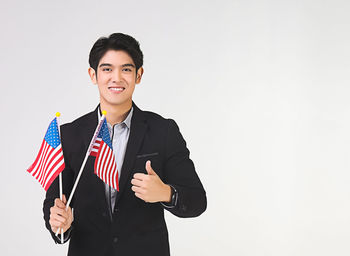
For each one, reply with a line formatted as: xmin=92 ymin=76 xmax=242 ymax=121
xmin=49 ymin=194 xmax=73 ymax=233
xmin=27 ymin=113 xmax=66 ymax=243
xmin=53 ymin=111 xmax=119 ymax=237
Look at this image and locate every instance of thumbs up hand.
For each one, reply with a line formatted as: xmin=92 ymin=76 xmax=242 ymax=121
xmin=131 ymin=160 xmax=172 ymax=203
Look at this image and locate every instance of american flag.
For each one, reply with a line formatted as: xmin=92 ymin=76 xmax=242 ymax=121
xmin=27 ymin=117 xmax=65 ymax=191
xmin=90 ymin=118 xmax=119 ymax=191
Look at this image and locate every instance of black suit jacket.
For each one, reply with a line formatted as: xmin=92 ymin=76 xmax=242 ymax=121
xmin=43 ymin=103 xmax=207 ymax=256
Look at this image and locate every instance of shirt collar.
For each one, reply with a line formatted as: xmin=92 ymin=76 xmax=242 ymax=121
xmin=97 ymin=106 xmax=133 ymax=129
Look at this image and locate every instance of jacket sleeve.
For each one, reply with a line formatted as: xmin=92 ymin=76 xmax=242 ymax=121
xmin=162 ymin=119 xmax=207 ymax=217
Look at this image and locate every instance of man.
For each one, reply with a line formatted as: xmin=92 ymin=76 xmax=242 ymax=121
xmin=43 ymin=33 xmax=206 ymax=256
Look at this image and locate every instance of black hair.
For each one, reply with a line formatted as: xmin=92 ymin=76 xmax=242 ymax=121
xmin=89 ymin=33 xmax=143 ymax=74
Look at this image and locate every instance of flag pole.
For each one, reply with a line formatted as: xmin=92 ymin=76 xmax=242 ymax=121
xmin=56 ymin=112 xmax=64 ymax=244
xmin=55 ymin=111 xmax=107 ymax=237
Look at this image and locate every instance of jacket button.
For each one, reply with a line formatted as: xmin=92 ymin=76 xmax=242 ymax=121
xmin=102 ymin=212 xmax=107 ymax=217
xmin=113 ymin=237 xmax=118 ymax=243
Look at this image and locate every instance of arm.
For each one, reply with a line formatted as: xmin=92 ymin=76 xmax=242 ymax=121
xmin=130 ymin=119 xmax=207 ymax=217
xmin=162 ymin=119 xmax=207 ymax=217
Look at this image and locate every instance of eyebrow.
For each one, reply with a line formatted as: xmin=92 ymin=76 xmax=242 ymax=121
xmin=121 ymin=63 xmax=136 ymax=68
xmin=99 ymin=63 xmax=112 ymax=68
xmin=98 ymin=63 xmax=135 ymax=68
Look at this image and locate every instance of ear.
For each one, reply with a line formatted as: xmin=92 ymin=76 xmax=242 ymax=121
xmin=88 ymin=67 xmax=97 ymax=84
xmin=135 ymin=67 xmax=144 ymax=84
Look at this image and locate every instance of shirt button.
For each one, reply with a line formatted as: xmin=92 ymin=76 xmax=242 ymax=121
xmin=113 ymin=237 xmax=118 ymax=243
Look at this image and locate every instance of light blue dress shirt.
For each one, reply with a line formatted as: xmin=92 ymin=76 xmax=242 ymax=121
xmin=98 ymin=107 xmax=133 ymax=214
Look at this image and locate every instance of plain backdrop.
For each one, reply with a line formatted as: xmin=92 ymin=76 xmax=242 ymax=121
xmin=1 ymin=0 xmax=350 ymax=255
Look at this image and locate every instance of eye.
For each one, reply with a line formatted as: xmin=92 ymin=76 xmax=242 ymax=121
xmin=102 ymin=68 xmax=112 ymax=72
xmin=122 ymin=68 xmax=132 ymax=72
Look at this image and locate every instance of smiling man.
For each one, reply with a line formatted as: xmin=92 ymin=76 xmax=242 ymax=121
xmin=43 ymin=33 xmax=207 ymax=256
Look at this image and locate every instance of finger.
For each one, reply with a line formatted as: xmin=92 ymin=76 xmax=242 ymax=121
xmin=145 ymin=160 xmax=156 ymax=175
xmin=57 ymin=208 xmax=69 ymax=219
xmin=50 ymin=221 xmax=64 ymax=232
xmin=50 ymin=222 xmax=59 ymax=233
xmin=52 ymin=209 xmax=69 ymax=222
xmin=50 ymin=218 xmax=65 ymax=228
xmin=51 ymin=213 xmax=67 ymax=224
xmin=49 ymin=218 xmax=59 ymax=228
xmin=133 ymin=173 xmax=147 ymax=180
xmin=64 ymin=206 xmax=73 ymax=220
xmin=135 ymin=192 xmax=146 ymax=201
xmin=131 ymin=185 xmax=146 ymax=194
xmin=131 ymin=178 xmax=144 ymax=187
xmin=62 ymin=194 xmax=67 ymax=204
xmin=54 ymin=198 xmax=66 ymax=209
xmin=51 ymin=226 xmax=58 ymax=233
xmin=67 ymin=206 xmax=73 ymax=215
xmin=51 ymin=206 xmax=66 ymax=216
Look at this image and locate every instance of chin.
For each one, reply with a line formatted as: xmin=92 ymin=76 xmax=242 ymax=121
xmin=108 ymin=99 xmax=132 ymax=107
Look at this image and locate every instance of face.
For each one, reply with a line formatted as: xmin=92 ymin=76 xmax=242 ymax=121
xmin=88 ymin=50 xmax=143 ymax=110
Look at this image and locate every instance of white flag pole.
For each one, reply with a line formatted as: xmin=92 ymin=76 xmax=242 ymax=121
xmin=56 ymin=112 xmax=64 ymax=244
xmin=55 ymin=111 xmax=107 ymax=237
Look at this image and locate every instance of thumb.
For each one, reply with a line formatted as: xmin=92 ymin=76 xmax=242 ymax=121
xmin=62 ymin=194 xmax=67 ymax=205
xmin=145 ymin=160 xmax=156 ymax=175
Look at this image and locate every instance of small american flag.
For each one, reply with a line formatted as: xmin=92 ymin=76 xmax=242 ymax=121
xmin=90 ymin=118 xmax=119 ymax=191
xmin=27 ymin=117 xmax=65 ymax=191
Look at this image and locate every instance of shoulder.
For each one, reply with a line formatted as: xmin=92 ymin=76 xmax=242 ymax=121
xmin=59 ymin=109 xmax=97 ymax=150
xmin=61 ymin=109 xmax=96 ymax=134
xmin=143 ymin=110 xmax=169 ymax=123
xmin=138 ymin=108 xmax=178 ymax=131
xmin=136 ymin=108 xmax=182 ymax=144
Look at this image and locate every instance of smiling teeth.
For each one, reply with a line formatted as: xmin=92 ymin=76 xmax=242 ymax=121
xmin=110 ymin=88 xmax=124 ymax=91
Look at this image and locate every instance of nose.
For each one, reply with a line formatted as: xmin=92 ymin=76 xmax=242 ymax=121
xmin=111 ymin=69 xmax=122 ymax=83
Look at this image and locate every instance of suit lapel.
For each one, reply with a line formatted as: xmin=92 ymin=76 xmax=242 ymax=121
xmin=81 ymin=107 xmax=99 ymax=150
xmin=116 ymin=103 xmax=147 ymax=204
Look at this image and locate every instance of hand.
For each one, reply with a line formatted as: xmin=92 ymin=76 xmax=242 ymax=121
xmin=49 ymin=194 xmax=73 ymax=233
xmin=131 ymin=160 xmax=171 ymax=203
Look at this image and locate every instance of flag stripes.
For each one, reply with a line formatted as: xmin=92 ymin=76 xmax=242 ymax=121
xmin=94 ymin=141 xmax=119 ymax=190
xmin=90 ymin=138 xmax=102 ymax=157
xmin=90 ymin=118 xmax=119 ymax=191
xmin=27 ymin=117 xmax=65 ymax=191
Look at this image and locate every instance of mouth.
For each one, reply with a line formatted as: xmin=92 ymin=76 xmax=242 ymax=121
xmin=108 ymin=86 xmax=125 ymax=93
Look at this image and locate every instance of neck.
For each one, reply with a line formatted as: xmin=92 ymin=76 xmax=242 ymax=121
xmin=100 ymin=101 xmax=132 ymax=125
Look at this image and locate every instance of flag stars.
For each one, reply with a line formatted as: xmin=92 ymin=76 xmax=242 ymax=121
xmin=97 ymin=120 xmax=113 ymax=149
xmin=45 ymin=118 xmax=61 ymax=148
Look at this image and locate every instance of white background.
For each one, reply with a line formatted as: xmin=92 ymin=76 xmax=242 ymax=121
xmin=1 ymin=0 xmax=350 ymax=255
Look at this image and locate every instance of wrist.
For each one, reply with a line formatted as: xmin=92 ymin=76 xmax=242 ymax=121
xmin=162 ymin=184 xmax=172 ymax=203
xmin=161 ymin=184 xmax=178 ymax=208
